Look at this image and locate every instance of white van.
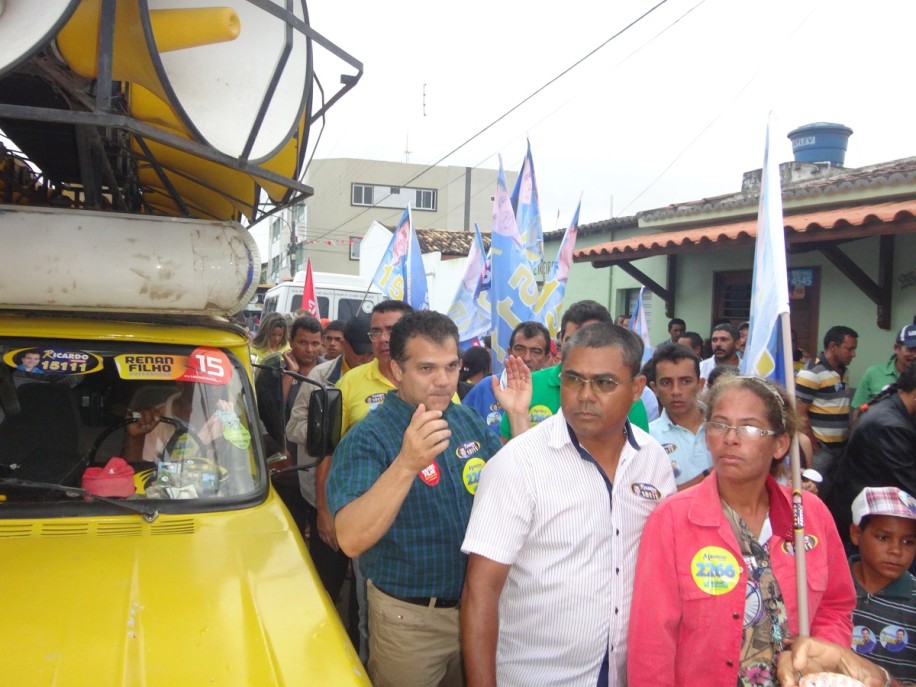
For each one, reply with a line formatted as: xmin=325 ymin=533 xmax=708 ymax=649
xmin=263 ymin=271 xmax=383 ymax=321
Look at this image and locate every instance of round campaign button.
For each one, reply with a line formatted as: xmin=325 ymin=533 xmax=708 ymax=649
xmin=690 ymin=546 xmax=740 ymax=595
xmin=462 ymin=457 xmax=485 ymax=495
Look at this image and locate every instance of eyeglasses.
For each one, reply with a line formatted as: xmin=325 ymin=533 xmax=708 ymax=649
xmin=560 ymin=372 xmax=629 ymax=394
xmin=705 ymin=421 xmax=779 ymax=440
xmin=368 ymin=327 xmax=394 ymax=341
xmin=511 ymin=344 xmax=545 ymax=358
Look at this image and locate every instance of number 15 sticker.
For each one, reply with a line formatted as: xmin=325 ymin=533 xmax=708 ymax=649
xmin=180 ymin=348 xmax=231 ymax=386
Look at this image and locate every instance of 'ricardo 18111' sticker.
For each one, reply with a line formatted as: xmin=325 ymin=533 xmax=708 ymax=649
xmin=5 ymin=347 xmax=103 ymax=375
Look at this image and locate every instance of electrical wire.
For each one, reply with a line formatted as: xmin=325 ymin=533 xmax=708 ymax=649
xmin=308 ymin=0 xmax=671 ymax=242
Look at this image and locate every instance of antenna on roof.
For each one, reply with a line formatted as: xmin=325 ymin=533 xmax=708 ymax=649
xmin=404 ymin=135 xmax=412 ymax=164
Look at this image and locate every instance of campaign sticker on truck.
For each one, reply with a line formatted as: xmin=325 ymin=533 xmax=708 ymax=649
xmin=179 ymin=348 xmax=232 ymax=386
xmin=5 ymin=347 xmax=103 ymax=376
xmin=115 ymin=354 xmax=188 ymax=381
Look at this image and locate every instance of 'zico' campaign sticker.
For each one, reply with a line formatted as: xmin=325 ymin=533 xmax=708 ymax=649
xmin=5 ymin=347 xmax=103 ymax=376
xmin=115 ymin=354 xmax=188 ymax=380
xmin=462 ymin=457 xmax=485 ymax=495
xmin=691 ymin=546 xmax=740 ymax=595
xmin=419 ymin=461 xmax=441 ymax=486
xmin=179 ymin=348 xmax=232 ymax=386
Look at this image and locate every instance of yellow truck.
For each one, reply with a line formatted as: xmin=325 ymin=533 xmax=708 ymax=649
xmin=0 ymin=2 xmax=366 ymax=684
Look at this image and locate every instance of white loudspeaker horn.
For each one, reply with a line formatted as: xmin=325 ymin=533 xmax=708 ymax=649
xmin=0 ymin=0 xmax=79 ymax=78
xmin=55 ymin=0 xmax=311 ymax=163
xmin=148 ymin=0 xmax=311 ymax=163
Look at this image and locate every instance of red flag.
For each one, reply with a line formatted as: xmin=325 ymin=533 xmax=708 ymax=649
xmin=303 ymin=259 xmax=320 ymax=319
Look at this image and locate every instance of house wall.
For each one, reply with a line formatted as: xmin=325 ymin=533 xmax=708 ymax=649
xmin=558 ymin=231 xmax=916 ymax=388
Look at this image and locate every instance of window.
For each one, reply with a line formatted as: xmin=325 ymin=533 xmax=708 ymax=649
xmin=352 ymin=184 xmax=373 ymax=206
xmin=350 ymin=237 xmax=361 ymax=260
xmin=712 ymin=271 xmax=752 ymax=326
xmin=621 ymin=288 xmax=652 ymax=319
xmin=416 ymin=188 xmax=436 ymax=211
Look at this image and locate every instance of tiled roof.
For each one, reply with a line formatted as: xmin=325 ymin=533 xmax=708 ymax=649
xmin=413 ymin=228 xmax=491 ymax=256
xmin=576 ymin=200 xmax=916 ymax=263
xmin=638 ymin=156 xmax=916 ymax=222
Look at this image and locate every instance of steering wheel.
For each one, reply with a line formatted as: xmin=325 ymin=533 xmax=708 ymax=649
xmin=87 ymin=415 xmax=209 ymax=464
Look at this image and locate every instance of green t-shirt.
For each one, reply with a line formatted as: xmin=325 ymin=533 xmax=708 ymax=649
xmin=499 ymin=363 xmax=649 ymax=440
xmin=851 ymin=357 xmax=899 ymax=409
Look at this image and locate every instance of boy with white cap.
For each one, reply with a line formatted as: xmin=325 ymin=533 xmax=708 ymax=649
xmin=848 ymin=486 xmax=916 ymax=683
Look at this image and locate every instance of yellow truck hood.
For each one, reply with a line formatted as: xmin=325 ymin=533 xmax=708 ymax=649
xmin=0 ymin=497 xmax=368 ymax=686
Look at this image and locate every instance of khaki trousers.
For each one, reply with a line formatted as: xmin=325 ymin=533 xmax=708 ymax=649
xmin=367 ymin=580 xmax=463 ymax=687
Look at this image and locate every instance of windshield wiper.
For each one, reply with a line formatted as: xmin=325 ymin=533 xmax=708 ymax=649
xmin=0 ymin=478 xmax=160 ymax=522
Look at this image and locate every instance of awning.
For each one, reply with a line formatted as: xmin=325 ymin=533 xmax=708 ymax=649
xmin=575 ymin=199 xmax=916 ymax=265
xmin=573 ymin=199 xmax=916 ymax=329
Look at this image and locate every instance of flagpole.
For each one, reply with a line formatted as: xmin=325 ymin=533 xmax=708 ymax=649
xmin=780 ymin=309 xmax=810 ymax=635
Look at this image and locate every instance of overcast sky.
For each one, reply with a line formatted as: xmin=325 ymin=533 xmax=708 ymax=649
xmin=293 ymin=0 xmax=911 ymax=244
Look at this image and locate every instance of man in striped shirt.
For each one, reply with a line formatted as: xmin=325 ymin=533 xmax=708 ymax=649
xmin=461 ymin=322 xmax=676 ymax=687
xmin=796 ymin=325 xmax=858 ymax=479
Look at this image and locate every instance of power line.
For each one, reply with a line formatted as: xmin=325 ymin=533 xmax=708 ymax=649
xmin=309 ymin=0 xmax=670 ymax=242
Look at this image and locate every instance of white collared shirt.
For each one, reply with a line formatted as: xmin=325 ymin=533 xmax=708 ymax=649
xmin=462 ymin=410 xmax=676 ymax=687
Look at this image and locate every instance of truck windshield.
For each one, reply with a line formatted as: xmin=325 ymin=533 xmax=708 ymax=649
xmin=0 ymin=340 xmax=263 ymax=511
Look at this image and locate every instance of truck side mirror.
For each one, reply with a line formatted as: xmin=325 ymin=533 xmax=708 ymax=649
xmin=306 ymin=387 xmax=342 ymax=457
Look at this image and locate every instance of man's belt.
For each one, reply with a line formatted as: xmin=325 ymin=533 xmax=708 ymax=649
xmin=377 ymin=585 xmax=460 ymax=608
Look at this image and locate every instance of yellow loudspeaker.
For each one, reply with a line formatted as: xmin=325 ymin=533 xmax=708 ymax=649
xmin=129 ymin=83 xmax=304 ymax=220
xmin=0 ymin=0 xmax=79 ymax=77
xmin=56 ymin=0 xmax=311 ymax=162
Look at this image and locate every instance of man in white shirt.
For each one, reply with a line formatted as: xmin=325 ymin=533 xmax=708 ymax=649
xmin=460 ymin=322 xmax=676 ymax=687
xmin=699 ymin=322 xmax=741 ymax=384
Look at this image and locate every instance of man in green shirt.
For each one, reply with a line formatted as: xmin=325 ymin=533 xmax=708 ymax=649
xmin=498 ymin=300 xmax=648 ymax=441
xmin=851 ymin=324 xmax=916 ymax=423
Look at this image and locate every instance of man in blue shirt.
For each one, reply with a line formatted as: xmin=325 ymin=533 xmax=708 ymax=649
xmin=327 ymin=311 xmax=502 ymax=687
xmin=648 ymin=343 xmax=711 ymax=490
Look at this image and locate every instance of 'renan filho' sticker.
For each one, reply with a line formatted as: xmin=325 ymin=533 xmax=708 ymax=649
xmin=691 ymin=546 xmax=740 ymax=595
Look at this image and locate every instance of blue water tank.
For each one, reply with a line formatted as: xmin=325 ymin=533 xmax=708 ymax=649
xmin=787 ymin=122 xmax=853 ymax=166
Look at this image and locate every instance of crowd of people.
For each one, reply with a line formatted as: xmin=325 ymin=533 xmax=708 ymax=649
xmin=242 ymin=302 xmax=915 ymax=687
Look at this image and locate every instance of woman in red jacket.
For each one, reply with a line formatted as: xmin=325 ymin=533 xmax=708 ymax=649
xmin=628 ymin=375 xmax=855 ymax=687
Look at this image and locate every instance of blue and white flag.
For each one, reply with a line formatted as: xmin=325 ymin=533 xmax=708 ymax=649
xmin=371 ymin=206 xmax=429 ymax=310
xmin=534 ymin=198 xmax=580 ymax=336
xmin=741 ymin=115 xmax=789 ymax=385
xmin=490 ymin=155 xmax=538 ymax=373
xmin=510 ymin=140 xmax=544 ymax=273
xmin=628 ymin=286 xmax=654 ymax=365
xmin=447 ymin=223 xmax=492 ymax=349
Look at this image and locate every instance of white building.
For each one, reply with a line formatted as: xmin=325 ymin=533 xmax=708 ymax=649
xmin=260 ymin=158 xmax=515 ymax=284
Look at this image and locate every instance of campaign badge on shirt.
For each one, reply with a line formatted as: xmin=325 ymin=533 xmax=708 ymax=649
xmin=691 ymin=546 xmax=740 ymax=595
xmin=365 ymin=392 xmax=386 ymax=413
xmin=661 ymin=442 xmax=677 ymax=455
xmin=781 ymin=534 xmax=818 ymax=556
xmin=853 ymin=625 xmax=877 ymax=655
xmin=630 ymin=483 xmax=662 ymax=500
xmin=528 ymin=405 xmax=553 ymax=424
xmin=456 ymin=441 xmax=481 ymax=460
xmin=462 ymin=457 xmax=485 ymax=495
xmin=880 ymin=625 xmax=908 ymax=654
xmin=419 ymin=461 xmax=441 ymax=486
